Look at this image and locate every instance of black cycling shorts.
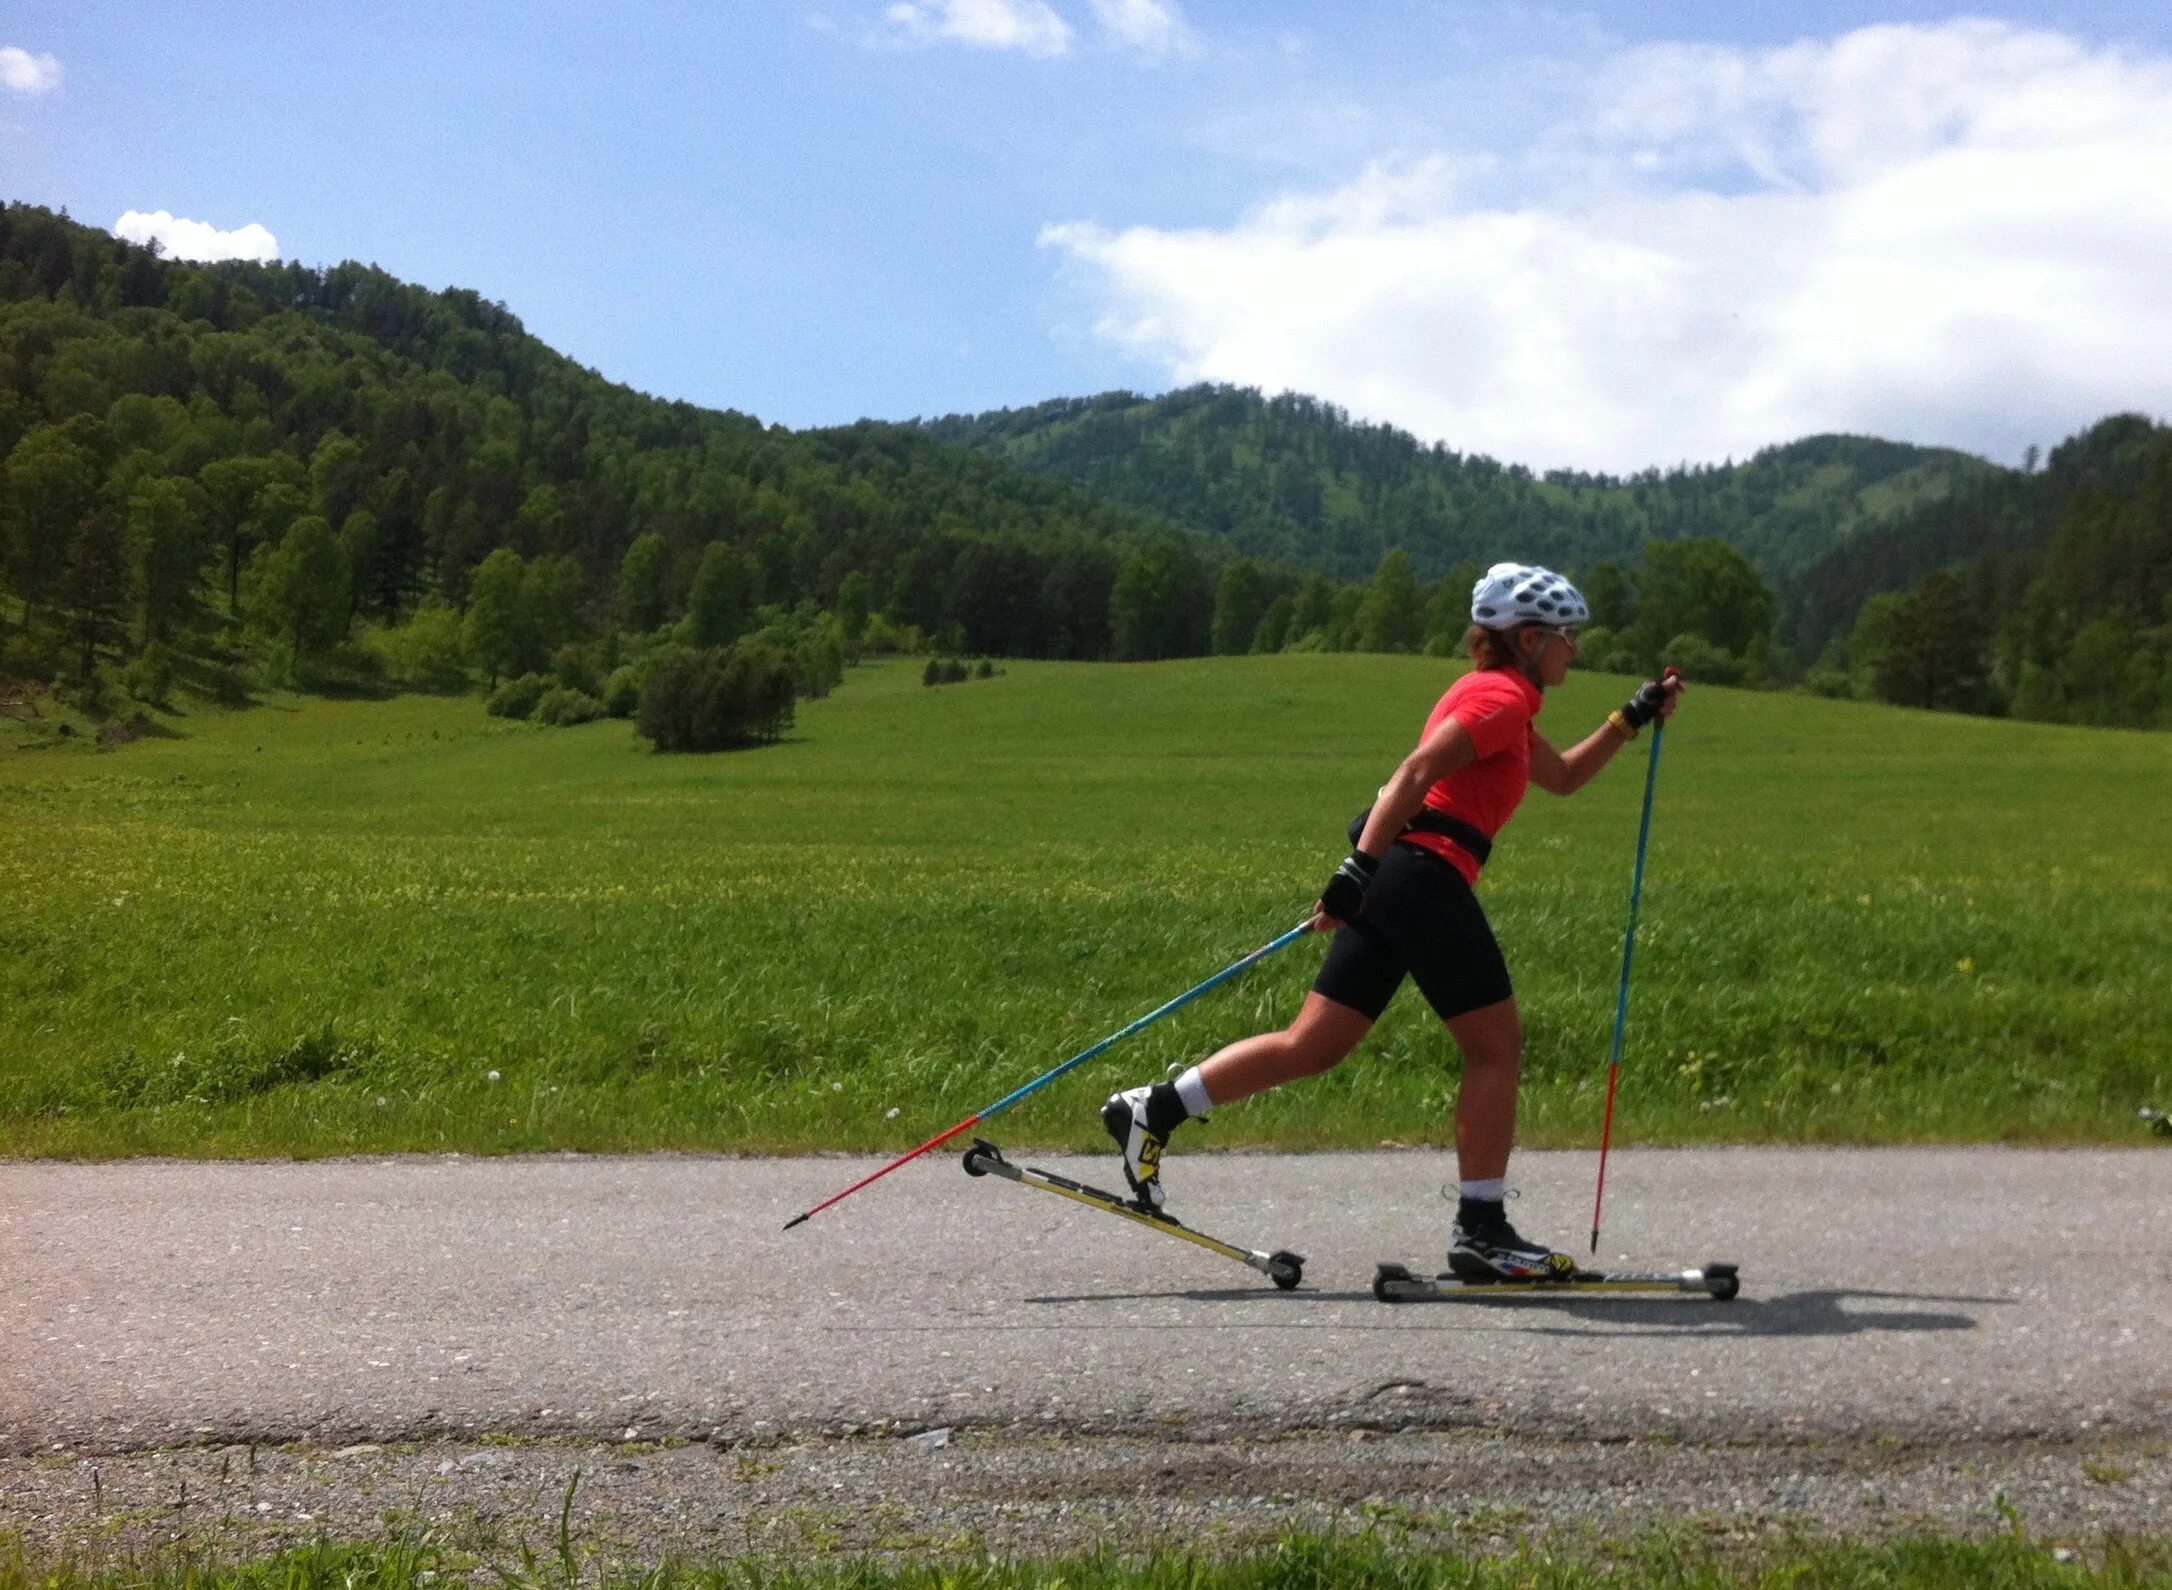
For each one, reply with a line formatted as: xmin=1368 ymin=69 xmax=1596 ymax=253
xmin=1312 ymin=842 xmax=1513 ymax=1023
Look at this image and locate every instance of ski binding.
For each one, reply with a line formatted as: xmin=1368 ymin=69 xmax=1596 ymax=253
xmin=1372 ymin=1258 xmax=1739 ymax=1303
xmin=961 ymin=1138 xmax=1304 ymax=1290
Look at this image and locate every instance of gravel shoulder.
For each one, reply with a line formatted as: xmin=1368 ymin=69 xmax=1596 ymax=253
xmin=3 ymin=1430 xmax=2166 ymax=1564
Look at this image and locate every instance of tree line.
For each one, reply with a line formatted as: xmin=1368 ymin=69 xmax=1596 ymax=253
xmin=916 ymin=387 xmax=2002 ymax=589
xmin=2 ymin=202 xmax=2165 ymax=734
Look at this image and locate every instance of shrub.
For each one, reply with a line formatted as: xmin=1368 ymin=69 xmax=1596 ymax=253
xmin=361 ymin=604 xmax=468 ymax=692
xmin=536 ymin=686 xmax=604 ymax=727
xmin=636 ymin=642 xmax=796 ymax=752
xmin=975 ymin=658 xmax=995 ymax=679
xmin=922 ymin=657 xmax=943 ymax=687
xmin=61 ymin=667 xmax=116 ymax=718
xmin=1570 ymin=625 xmax=1615 ymax=671
xmin=122 ymin=642 xmax=174 ymax=707
xmin=486 ymin=671 xmax=550 ymax=720
xmin=1660 ymin=632 xmax=1742 ymax=685
xmin=861 ymin=613 xmax=925 ymax=657
xmin=602 ymin=666 xmax=641 ymax=718
xmin=550 ymin=643 xmax=601 ymax=696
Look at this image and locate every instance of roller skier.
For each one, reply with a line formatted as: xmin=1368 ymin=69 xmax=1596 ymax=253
xmin=1103 ymin=563 xmax=1683 ymax=1281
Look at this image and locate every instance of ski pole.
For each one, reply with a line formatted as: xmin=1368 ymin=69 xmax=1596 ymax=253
xmin=783 ymin=918 xmax=1315 ymax=1231
xmin=1590 ymin=671 xmax=1676 ymax=1255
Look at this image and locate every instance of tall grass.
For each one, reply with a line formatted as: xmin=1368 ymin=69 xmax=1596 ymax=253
xmin=3 ymin=657 xmax=2167 ymax=1157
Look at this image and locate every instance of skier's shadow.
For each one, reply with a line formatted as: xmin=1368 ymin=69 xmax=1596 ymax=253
xmin=1020 ymin=1286 xmax=2000 ymax=1337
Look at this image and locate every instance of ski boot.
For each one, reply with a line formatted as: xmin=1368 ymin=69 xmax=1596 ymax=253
xmin=1447 ymin=1202 xmax=1577 ymax=1281
xmin=1100 ymin=1082 xmax=1188 ymax=1211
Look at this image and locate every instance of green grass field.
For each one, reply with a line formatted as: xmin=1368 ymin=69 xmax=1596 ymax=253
xmin=7 ymin=1524 xmax=2167 ymax=1590
xmin=3 ymin=656 xmax=2168 ymax=1158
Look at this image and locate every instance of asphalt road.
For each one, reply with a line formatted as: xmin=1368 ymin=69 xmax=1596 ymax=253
xmin=3 ymin=1147 xmax=2166 ymax=1456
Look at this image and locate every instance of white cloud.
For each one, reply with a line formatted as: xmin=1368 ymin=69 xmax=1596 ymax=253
xmin=0 ymin=46 xmax=62 ymax=94
xmin=880 ymin=0 xmax=1072 ymax=57
xmin=1042 ymin=20 xmax=2172 ymax=471
xmin=113 ymin=210 xmax=281 ymax=264
xmin=1084 ymin=0 xmax=1198 ymax=58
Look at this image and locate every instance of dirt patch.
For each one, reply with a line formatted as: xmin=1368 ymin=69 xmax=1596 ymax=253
xmin=95 ymin=711 xmax=183 ymax=747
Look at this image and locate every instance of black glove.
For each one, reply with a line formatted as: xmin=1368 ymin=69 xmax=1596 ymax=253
xmin=1320 ymin=850 xmax=1380 ymax=922
xmin=1620 ymin=677 xmax=1671 ymax=730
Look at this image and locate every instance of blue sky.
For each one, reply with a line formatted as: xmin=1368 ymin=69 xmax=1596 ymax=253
xmin=6 ymin=2 xmax=2171 ymax=470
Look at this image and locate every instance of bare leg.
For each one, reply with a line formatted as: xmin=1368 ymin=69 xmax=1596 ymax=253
xmin=1444 ymin=996 xmax=1523 ymax=1182
xmin=1195 ymin=993 xmax=1374 ymax=1107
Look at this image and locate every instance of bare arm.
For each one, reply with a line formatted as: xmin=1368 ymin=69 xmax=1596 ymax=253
xmin=1531 ymin=675 xmax=1686 ymax=795
xmin=1353 ymin=714 xmax=1479 ymax=857
xmin=1530 ymin=722 xmax=1630 ymax=795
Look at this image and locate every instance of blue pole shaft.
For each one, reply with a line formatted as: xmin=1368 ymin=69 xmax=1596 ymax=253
xmin=1608 ymin=724 xmax=1666 ymax=1070
xmin=784 ymin=919 xmax=1314 ymax=1229
xmin=979 ymin=920 xmax=1315 ymax=1120
xmin=1591 ymin=720 xmax=1665 ymax=1252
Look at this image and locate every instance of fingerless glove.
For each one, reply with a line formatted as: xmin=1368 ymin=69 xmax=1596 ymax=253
xmin=1321 ymin=850 xmax=1380 ymax=922
xmin=1620 ymin=677 xmax=1670 ymax=730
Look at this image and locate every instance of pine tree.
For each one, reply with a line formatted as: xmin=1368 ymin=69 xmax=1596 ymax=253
xmin=1210 ymin=559 xmax=1267 ymax=656
xmin=462 ymin=547 xmax=532 ymax=688
xmin=58 ymin=512 xmax=128 ymax=681
xmin=618 ymin=533 xmax=668 ymax=632
xmin=688 ymin=541 xmax=749 ymax=648
xmin=1356 ymin=548 xmax=1425 ymax=653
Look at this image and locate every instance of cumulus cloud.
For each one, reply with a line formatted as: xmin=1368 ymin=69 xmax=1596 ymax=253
xmin=114 ymin=210 xmax=281 ymax=264
xmin=880 ymin=0 xmax=1072 ymax=57
xmin=1043 ymin=20 xmax=2172 ymax=471
xmin=1084 ymin=0 xmax=1198 ymax=58
xmin=1 ymin=46 xmax=62 ymax=94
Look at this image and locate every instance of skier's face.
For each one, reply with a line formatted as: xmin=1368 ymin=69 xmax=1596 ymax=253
xmin=1519 ymin=625 xmax=1578 ymax=687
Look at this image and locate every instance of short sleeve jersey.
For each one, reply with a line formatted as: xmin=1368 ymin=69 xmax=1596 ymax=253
xmin=1402 ymin=667 xmax=1544 ymax=885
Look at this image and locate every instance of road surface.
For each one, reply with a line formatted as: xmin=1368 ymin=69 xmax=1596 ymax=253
xmin=3 ymin=1147 xmax=2165 ymax=1455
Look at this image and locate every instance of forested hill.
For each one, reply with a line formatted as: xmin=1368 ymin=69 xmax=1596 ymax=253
xmin=916 ymin=386 xmax=2004 ymax=586
xmin=1784 ymin=412 xmax=2172 ymax=724
xmin=0 ymin=202 xmax=1220 ymax=670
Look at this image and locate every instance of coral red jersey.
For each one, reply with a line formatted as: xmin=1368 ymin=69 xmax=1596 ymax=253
xmin=1403 ymin=667 xmax=1544 ymax=885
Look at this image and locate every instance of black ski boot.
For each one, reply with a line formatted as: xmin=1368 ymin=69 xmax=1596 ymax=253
xmin=1101 ymin=1082 xmax=1188 ymax=1211
xmin=1447 ymin=1200 xmax=1577 ymax=1281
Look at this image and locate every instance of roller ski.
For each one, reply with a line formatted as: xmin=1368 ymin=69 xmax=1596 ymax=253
xmin=960 ymin=1138 xmax=1304 ymax=1291
xmin=1373 ymin=1257 xmax=1740 ymax=1302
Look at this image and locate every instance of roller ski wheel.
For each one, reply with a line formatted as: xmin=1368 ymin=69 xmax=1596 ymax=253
xmin=1703 ymin=1262 xmax=1740 ymax=1301
xmin=960 ymin=1141 xmax=1004 ymax=1177
xmin=1372 ymin=1262 xmax=1416 ymax=1304
xmin=1267 ymin=1250 xmax=1304 ymax=1291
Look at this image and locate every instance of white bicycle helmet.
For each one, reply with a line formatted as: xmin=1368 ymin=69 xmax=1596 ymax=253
xmin=1470 ymin=562 xmax=1590 ymax=630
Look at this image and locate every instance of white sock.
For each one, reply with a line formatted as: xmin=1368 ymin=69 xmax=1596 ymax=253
xmin=1173 ymin=1066 xmax=1215 ymax=1120
xmin=1459 ymin=1177 xmax=1505 ymax=1202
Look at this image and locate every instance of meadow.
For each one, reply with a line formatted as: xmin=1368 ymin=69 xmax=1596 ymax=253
xmin=2 ymin=655 xmax=2167 ymax=1158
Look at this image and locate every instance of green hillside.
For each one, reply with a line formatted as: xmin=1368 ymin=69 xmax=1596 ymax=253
xmin=5 ymin=654 xmax=2164 ymax=1158
xmin=0 ymin=202 xmax=1238 ymax=688
xmin=916 ymin=386 xmax=2004 ymax=586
